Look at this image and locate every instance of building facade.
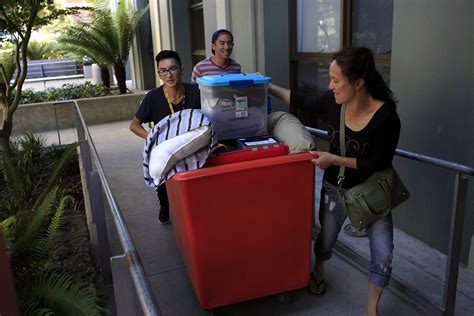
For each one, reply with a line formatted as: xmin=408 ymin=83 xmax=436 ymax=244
xmin=129 ymin=0 xmax=474 ymax=268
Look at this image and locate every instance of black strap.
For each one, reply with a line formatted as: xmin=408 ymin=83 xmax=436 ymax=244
xmin=337 ymin=104 xmax=346 ymax=188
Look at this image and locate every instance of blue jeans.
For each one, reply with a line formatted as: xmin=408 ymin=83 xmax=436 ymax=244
xmin=314 ymin=179 xmax=394 ymax=288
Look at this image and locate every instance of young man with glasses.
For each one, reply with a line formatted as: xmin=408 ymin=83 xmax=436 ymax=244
xmin=130 ymin=50 xmax=201 ymax=224
xmin=191 ymin=29 xmax=241 ymax=83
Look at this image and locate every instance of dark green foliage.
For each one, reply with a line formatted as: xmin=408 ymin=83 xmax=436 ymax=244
xmin=0 ymin=133 xmax=105 ymax=315
xmin=0 ymin=132 xmax=77 ymax=218
xmin=0 ymin=132 xmax=46 ymax=217
xmin=20 ymin=82 xmax=110 ymax=104
xmin=20 ymin=272 xmax=105 ymax=316
xmin=2 ymin=186 xmax=106 ymax=315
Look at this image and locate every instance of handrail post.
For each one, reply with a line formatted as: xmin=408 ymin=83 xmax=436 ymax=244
xmin=74 ymin=106 xmax=95 ymax=251
xmin=443 ymin=172 xmax=469 ymax=315
xmin=75 ymin=108 xmax=93 ymax=185
xmin=111 ymin=254 xmax=140 ymax=316
xmin=89 ymin=170 xmax=113 ymax=285
xmin=53 ymin=102 xmax=61 ymax=145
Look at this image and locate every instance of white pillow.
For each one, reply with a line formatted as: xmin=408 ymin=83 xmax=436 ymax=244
xmin=148 ymin=126 xmax=211 ymax=182
xmin=267 ymin=111 xmax=316 ymax=154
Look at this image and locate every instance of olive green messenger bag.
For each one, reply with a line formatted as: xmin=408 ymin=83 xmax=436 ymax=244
xmin=336 ymin=104 xmax=410 ymax=230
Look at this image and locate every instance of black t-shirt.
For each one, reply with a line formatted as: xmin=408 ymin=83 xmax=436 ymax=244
xmin=135 ymin=83 xmax=201 ymax=124
xmin=290 ymin=90 xmax=401 ymax=189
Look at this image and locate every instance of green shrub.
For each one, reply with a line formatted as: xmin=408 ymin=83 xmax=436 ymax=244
xmin=20 ymin=82 xmax=110 ymax=104
xmin=0 ymin=134 xmax=106 ymax=315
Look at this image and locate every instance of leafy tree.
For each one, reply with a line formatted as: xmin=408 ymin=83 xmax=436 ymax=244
xmin=0 ymin=0 xmax=76 ymax=153
xmin=59 ymin=0 xmax=148 ymax=94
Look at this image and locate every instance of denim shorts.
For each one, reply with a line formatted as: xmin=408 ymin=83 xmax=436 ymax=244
xmin=314 ymin=179 xmax=394 ymax=288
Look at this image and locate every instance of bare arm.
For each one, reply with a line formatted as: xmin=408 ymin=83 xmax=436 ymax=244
xmin=129 ymin=116 xmax=149 ymax=140
xmin=310 ymin=151 xmax=358 ymax=170
xmin=268 ymin=83 xmax=291 ymax=105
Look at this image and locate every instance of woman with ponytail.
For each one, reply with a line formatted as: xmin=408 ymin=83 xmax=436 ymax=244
xmin=269 ymin=47 xmax=400 ymax=316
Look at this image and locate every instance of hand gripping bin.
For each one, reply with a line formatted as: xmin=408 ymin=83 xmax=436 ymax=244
xmin=196 ymin=73 xmax=271 ymax=140
xmin=166 ymin=151 xmax=315 ymax=309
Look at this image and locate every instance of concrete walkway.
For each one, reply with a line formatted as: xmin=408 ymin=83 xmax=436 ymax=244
xmin=37 ymin=121 xmax=474 ymax=316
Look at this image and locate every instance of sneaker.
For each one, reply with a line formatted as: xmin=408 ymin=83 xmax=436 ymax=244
xmin=158 ymin=207 xmax=170 ymax=224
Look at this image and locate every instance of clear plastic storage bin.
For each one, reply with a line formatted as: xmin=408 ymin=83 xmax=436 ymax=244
xmin=196 ymin=73 xmax=271 ymax=140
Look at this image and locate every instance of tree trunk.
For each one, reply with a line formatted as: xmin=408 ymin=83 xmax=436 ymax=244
xmin=0 ymin=111 xmax=12 ymax=154
xmin=114 ymin=63 xmax=127 ymax=94
xmin=99 ymin=65 xmax=110 ymax=89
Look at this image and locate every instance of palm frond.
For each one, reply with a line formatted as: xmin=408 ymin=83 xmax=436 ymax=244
xmin=18 ymin=132 xmax=45 ymax=196
xmin=1 ymin=215 xmax=17 ymax=251
xmin=18 ymin=300 xmax=54 ymax=316
xmin=33 ymin=195 xmax=70 ymax=261
xmin=13 ymin=187 xmax=59 ymax=259
xmin=59 ymin=24 xmax=114 ymax=65
xmin=92 ymin=2 xmax=120 ymax=59
xmin=27 ymin=40 xmax=53 ymax=60
xmin=25 ymin=272 xmax=106 ymax=315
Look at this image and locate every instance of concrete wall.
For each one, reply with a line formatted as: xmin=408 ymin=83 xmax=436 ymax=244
xmin=391 ymin=0 xmax=474 ymax=262
xmin=169 ymin=0 xmax=193 ymax=82
xmin=145 ymin=0 xmax=174 ymax=87
xmin=135 ymin=0 xmax=156 ymax=90
xmin=148 ymin=0 xmax=162 ymax=87
xmin=202 ymin=0 xmax=218 ymax=57
xmin=262 ymin=0 xmax=289 ymax=112
xmin=12 ymin=92 xmax=147 ymax=135
xmin=228 ymin=0 xmax=257 ymax=73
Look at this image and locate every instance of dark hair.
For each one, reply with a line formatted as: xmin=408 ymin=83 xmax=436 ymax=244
xmin=211 ymin=29 xmax=233 ymax=55
xmin=332 ymin=47 xmax=396 ymax=107
xmin=155 ymin=50 xmax=181 ymax=67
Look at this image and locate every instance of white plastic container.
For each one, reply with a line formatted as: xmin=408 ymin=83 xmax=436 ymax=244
xmin=196 ymin=73 xmax=271 ymax=140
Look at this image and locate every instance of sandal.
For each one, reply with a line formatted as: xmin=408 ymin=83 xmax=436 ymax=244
xmin=307 ymin=273 xmax=326 ymax=295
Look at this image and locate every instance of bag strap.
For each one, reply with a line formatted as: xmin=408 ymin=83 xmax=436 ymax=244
xmin=337 ymin=104 xmax=346 ymax=188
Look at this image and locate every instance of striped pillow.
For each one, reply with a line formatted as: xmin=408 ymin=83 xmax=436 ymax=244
xmin=143 ymin=109 xmax=217 ymax=187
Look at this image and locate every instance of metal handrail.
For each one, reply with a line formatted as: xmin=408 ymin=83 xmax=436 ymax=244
xmin=306 ymin=126 xmax=473 ymax=316
xmin=306 ymin=127 xmax=474 ymax=175
xmin=52 ymin=100 xmax=160 ymax=315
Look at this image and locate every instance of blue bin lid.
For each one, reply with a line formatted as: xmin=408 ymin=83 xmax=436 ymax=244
xmin=196 ymin=73 xmax=272 ymax=87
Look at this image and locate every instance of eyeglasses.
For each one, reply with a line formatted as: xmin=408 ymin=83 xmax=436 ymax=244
xmin=158 ymin=65 xmax=180 ymax=76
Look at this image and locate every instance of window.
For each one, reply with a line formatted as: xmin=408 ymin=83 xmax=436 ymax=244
xmin=189 ymin=1 xmax=205 ymax=66
xmin=290 ymin=0 xmax=394 ymax=126
xmin=296 ymin=0 xmax=341 ymax=53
